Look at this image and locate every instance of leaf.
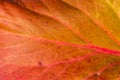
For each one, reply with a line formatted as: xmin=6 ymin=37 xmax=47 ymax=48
xmin=0 ymin=0 xmax=120 ymax=80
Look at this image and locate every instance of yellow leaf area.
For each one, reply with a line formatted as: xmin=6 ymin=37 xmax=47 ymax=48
xmin=0 ymin=0 xmax=120 ymax=80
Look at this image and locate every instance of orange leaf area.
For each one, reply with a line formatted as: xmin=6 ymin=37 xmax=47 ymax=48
xmin=0 ymin=0 xmax=120 ymax=80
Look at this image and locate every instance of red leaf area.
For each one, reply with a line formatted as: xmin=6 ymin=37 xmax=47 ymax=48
xmin=0 ymin=0 xmax=120 ymax=80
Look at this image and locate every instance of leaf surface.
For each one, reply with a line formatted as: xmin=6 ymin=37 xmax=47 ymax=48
xmin=0 ymin=0 xmax=120 ymax=80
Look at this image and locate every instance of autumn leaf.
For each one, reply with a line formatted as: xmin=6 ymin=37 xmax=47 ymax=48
xmin=0 ymin=0 xmax=120 ymax=80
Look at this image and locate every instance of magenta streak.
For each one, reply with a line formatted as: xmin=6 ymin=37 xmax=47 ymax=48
xmin=86 ymin=45 xmax=120 ymax=56
xmin=1 ymin=27 xmax=120 ymax=57
xmin=98 ymin=61 xmax=120 ymax=73
xmin=84 ymin=61 xmax=120 ymax=80
xmin=1 ymin=29 xmax=120 ymax=67
xmin=33 ymin=37 xmax=120 ymax=57
xmin=31 ymin=35 xmax=120 ymax=57
xmin=45 ymin=52 xmax=96 ymax=67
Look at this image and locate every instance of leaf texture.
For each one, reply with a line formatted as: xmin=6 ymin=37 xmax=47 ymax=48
xmin=0 ymin=0 xmax=120 ymax=80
